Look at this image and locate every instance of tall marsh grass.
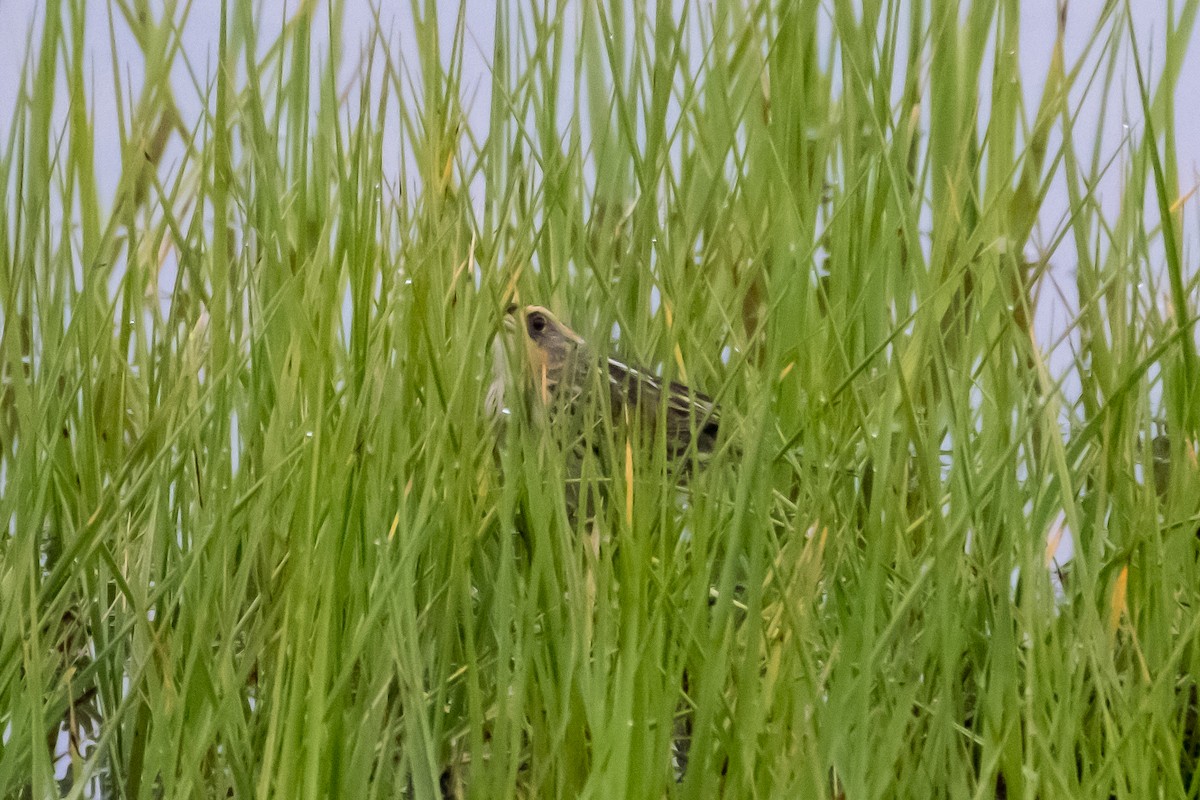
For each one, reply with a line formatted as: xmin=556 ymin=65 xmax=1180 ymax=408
xmin=2 ymin=1 xmax=1199 ymax=797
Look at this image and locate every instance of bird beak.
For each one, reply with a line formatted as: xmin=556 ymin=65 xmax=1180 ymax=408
xmin=502 ymin=303 xmax=519 ymax=334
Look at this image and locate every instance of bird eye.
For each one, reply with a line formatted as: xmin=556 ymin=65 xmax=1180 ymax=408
xmin=528 ymin=313 xmax=546 ymax=335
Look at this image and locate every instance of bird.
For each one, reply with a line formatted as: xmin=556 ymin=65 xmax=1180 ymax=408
xmin=488 ymin=304 xmax=724 ymax=767
xmin=489 ymin=304 xmax=723 ymax=471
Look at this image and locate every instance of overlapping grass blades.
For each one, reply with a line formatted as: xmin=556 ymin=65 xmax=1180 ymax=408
xmin=1 ymin=1 xmax=1199 ymax=797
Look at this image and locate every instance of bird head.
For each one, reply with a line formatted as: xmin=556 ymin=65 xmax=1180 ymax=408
xmin=490 ymin=303 xmax=587 ymax=415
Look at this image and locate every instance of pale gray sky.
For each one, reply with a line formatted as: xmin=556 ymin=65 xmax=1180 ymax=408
xmin=1 ymin=0 xmax=1197 ymax=376
xmin=3 ymin=2 xmax=1196 ymax=206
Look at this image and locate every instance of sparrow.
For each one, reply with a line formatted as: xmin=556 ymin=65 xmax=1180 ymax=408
xmin=489 ymin=304 xmax=722 ymax=467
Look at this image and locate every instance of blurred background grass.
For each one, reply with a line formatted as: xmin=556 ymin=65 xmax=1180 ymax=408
xmin=2 ymin=1 xmax=1200 ymax=797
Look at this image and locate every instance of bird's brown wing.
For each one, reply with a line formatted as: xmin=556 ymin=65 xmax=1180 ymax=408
xmin=606 ymin=358 xmax=720 ymax=459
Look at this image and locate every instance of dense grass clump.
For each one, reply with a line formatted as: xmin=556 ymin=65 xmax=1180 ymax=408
xmin=2 ymin=2 xmax=1199 ymax=797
